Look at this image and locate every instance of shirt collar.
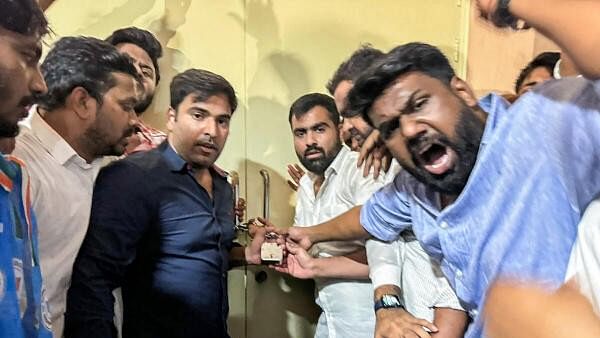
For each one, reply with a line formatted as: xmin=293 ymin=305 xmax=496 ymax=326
xmin=160 ymin=141 xmax=188 ymax=172
xmin=476 ymin=93 xmax=510 ymax=149
xmin=30 ymin=110 xmax=81 ymax=166
xmin=160 ymin=141 xmax=229 ymax=180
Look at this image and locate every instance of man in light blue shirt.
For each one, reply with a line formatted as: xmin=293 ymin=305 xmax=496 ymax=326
xmin=284 ymin=37 xmax=600 ymax=338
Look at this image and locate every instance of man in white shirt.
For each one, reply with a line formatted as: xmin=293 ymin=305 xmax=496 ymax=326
xmin=13 ymin=36 xmax=140 ymax=338
xmin=275 ymin=93 xmax=387 ymax=337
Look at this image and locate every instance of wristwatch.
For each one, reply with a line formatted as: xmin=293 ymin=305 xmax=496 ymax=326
xmin=374 ymin=294 xmax=404 ymax=312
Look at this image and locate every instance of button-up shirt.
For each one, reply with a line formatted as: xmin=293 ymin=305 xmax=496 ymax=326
xmin=65 ymin=141 xmax=236 ymax=338
xmin=0 ymin=154 xmax=52 ymax=338
xmin=361 ymin=77 xmax=600 ymax=338
xmin=295 ymin=145 xmax=386 ymax=338
xmin=14 ymin=112 xmax=105 ymax=338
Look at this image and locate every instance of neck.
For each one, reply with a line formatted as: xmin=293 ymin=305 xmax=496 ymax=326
xmin=440 ymin=193 xmax=457 ymax=209
xmin=39 ymin=108 xmax=96 ymax=163
xmin=312 ymin=174 xmax=325 ymax=195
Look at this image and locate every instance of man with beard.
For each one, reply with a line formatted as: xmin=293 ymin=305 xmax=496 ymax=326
xmin=106 ymin=27 xmax=166 ymax=154
xmin=327 ymin=44 xmax=384 ymax=151
xmin=324 ymin=47 xmax=468 ymax=338
xmin=65 ymin=69 xmax=269 ymax=338
xmin=13 ymin=36 xmax=141 ymax=338
xmin=280 ymin=31 xmax=600 ymax=336
xmin=0 ymin=0 xmax=52 ymax=337
xmin=275 ymin=93 xmax=387 ymax=337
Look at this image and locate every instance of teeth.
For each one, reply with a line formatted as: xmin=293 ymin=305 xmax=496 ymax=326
xmin=431 ymin=153 xmax=448 ymax=169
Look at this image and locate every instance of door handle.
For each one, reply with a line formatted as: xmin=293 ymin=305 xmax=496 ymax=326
xmin=228 ymin=170 xmax=241 ymax=226
xmin=259 ymin=169 xmax=270 ymax=219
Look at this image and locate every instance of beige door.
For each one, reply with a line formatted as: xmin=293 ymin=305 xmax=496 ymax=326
xmin=44 ymin=1 xmax=469 ymax=337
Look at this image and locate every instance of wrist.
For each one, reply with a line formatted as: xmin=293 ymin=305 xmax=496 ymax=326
xmin=244 ymin=245 xmax=260 ymax=265
xmin=374 ymin=294 xmax=405 ymax=313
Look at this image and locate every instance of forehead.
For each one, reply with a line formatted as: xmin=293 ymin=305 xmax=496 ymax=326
xmin=0 ymin=27 xmax=41 ymax=55
xmin=115 ymin=43 xmax=153 ymax=68
xmin=180 ymin=93 xmax=232 ymax=115
xmin=333 ymin=80 xmax=354 ymax=104
xmin=370 ymin=72 xmax=449 ymax=125
xmin=106 ymin=72 xmax=139 ymax=97
xmin=525 ymin=66 xmax=552 ymax=81
xmin=291 ymin=105 xmax=334 ymax=129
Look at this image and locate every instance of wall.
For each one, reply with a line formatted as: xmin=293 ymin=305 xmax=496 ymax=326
xmin=465 ymin=2 xmax=559 ymax=96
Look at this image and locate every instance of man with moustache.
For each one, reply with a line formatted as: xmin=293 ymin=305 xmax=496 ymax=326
xmin=327 ymin=44 xmax=384 ymax=151
xmin=324 ymin=46 xmax=468 ymax=338
xmin=13 ymin=36 xmax=141 ymax=338
xmin=0 ymin=0 xmax=52 ymax=336
xmin=275 ymin=93 xmax=388 ymax=337
xmin=106 ymin=27 xmax=166 ymax=154
xmin=282 ymin=31 xmax=600 ymax=336
xmin=65 ymin=69 xmax=269 ymax=338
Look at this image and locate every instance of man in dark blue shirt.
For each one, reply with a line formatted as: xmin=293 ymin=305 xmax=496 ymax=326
xmin=64 ymin=69 xmax=268 ymax=338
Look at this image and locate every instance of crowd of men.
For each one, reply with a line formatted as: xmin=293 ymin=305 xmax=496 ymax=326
xmin=1 ymin=0 xmax=599 ymax=338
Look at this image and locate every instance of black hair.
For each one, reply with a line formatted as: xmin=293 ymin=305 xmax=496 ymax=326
xmin=0 ymin=0 xmax=49 ymax=37
xmin=347 ymin=42 xmax=455 ymax=126
xmin=288 ymin=93 xmax=340 ymax=127
xmin=106 ymin=27 xmax=163 ymax=84
xmin=326 ymin=44 xmax=384 ymax=95
xmin=170 ymin=69 xmax=237 ymax=113
xmin=38 ymin=36 xmax=141 ymax=111
xmin=514 ymin=51 xmax=560 ymax=93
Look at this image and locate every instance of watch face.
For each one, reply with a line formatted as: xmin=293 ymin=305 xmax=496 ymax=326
xmin=382 ymin=295 xmax=401 ymax=307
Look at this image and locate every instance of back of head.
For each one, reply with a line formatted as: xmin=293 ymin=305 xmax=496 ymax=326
xmin=347 ymin=42 xmax=455 ymax=126
xmin=326 ymin=44 xmax=384 ymax=95
xmin=106 ymin=27 xmax=163 ymax=84
xmin=38 ymin=36 xmax=141 ymax=111
xmin=289 ymin=93 xmax=340 ymax=126
xmin=0 ymin=0 xmax=49 ymax=37
xmin=514 ymin=51 xmax=560 ymax=93
xmin=170 ymin=69 xmax=237 ymax=113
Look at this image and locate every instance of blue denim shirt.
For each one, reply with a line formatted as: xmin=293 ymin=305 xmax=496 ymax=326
xmin=65 ymin=142 xmax=236 ymax=338
xmin=361 ymin=77 xmax=600 ymax=337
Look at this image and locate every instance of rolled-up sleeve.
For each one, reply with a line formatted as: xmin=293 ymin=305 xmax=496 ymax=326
xmin=64 ymin=161 xmax=152 ymax=338
xmin=360 ymin=175 xmax=412 ymax=241
xmin=366 ymin=238 xmax=402 ymax=288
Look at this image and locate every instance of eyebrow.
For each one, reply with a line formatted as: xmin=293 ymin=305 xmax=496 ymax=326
xmin=189 ymin=107 xmax=232 ymax=118
xmin=398 ymin=90 xmax=423 ymax=114
xmin=293 ymin=122 xmax=328 ymax=133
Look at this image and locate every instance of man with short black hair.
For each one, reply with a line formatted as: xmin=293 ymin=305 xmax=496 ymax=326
xmin=13 ymin=36 xmax=141 ymax=338
xmin=0 ymin=0 xmax=52 ymax=336
xmin=285 ymin=33 xmax=600 ymax=336
xmin=277 ymin=92 xmax=384 ymax=337
xmin=327 ymin=44 xmax=384 ymax=150
xmin=514 ymin=51 xmax=559 ymax=96
xmin=106 ymin=27 xmax=166 ymax=154
xmin=65 ymin=69 xmax=269 ymax=338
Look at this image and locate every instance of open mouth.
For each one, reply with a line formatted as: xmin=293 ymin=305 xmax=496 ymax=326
xmin=416 ymin=142 xmax=456 ymax=176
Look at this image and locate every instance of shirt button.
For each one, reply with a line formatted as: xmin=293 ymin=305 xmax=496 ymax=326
xmin=440 ymin=221 xmax=449 ymax=229
xmin=456 ymin=269 xmax=463 ymax=278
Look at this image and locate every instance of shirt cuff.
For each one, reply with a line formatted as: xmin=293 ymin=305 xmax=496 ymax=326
xmin=369 ymin=264 xmax=402 ymax=288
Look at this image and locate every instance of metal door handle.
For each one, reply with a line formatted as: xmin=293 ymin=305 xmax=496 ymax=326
xmin=229 ymin=171 xmax=240 ymax=226
xmin=259 ymin=169 xmax=270 ymax=219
